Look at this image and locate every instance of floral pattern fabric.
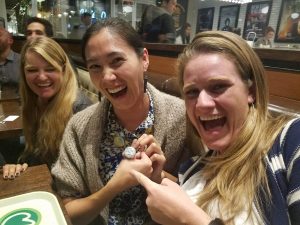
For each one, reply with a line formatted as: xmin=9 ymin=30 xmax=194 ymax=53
xmin=99 ymin=91 xmax=154 ymax=225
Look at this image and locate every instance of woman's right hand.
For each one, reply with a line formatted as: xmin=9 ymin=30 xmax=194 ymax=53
xmin=2 ymin=163 xmax=28 ymax=179
xmin=109 ymin=151 xmax=153 ymax=192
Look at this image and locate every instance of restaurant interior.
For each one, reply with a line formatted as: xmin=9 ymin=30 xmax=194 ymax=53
xmin=0 ymin=0 xmax=300 ymax=223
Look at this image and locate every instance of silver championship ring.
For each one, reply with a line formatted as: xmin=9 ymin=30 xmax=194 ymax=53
xmin=122 ymin=146 xmax=136 ymax=159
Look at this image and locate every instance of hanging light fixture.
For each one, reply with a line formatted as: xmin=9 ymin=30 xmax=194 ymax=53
xmin=219 ymin=0 xmax=252 ymax=4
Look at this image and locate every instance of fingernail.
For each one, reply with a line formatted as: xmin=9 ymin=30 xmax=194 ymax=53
xmin=15 ymin=172 xmax=20 ymax=176
xmin=9 ymin=175 xmax=15 ymax=179
xmin=4 ymin=175 xmax=8 ymax=179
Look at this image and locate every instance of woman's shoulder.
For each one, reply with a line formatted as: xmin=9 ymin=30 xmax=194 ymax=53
xmin=267 ymin=118 xmax=300 ymax=163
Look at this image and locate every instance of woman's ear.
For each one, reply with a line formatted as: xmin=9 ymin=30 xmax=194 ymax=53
xmin=142 ymin=48 xmax=149 ymax=72
xmin=247 ymin=79 xmax=255 ymax=104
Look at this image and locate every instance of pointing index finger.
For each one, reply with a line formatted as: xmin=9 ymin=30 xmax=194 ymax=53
xmin=131 ymin=170 xmax=157 ymax=191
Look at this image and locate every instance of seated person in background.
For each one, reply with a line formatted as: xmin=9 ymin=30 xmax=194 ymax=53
xmin=25 ymin=17 xmax=54 ymax=40
xmin=255 ymin=26 xmax=275 ymax=48
xmin=69 ymin=12 xmax=92 ymax=39
xmin=132 ymin=31 xmax=300 ymax=225
xmin=0 ymin=28 xmax=20 ymax=87
xmin=140 ymin=0 xmax=177 ymax=43
xmin=2 ymin=37 xmax=92 ymax=179
xmin=51 ymin=17 xmax=199 ymax=225
xmin=181 ymin=22 xmax=191 ymax=44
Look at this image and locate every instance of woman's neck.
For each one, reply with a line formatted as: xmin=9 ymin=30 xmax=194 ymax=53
xmin=114 ymin=93 xmax=150 ymax=132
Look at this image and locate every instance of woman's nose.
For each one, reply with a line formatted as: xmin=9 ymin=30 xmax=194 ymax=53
xmin=36 ymin=70 xmax=48 ymax=79
xmin=103 ymin=68 xmax=117 ymax=81
xmin=196 ymin=90 xmax=215 ymax=109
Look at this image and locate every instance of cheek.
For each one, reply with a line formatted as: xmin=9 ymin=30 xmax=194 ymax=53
xmin=185 ymin=101 xmax=197 ymax=124
xmin=25 ymin=75 xmax=34 ymax=87
xmin=89 ymin=73 xmax=99 ymax=85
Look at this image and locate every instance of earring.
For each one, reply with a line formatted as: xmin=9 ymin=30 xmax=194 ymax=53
xmin=144 ymin=75 xmax=148 ymax=93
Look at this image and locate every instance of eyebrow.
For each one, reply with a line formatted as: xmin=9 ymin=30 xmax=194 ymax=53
xmin=86 ymin=51 xmax=125 ymax=64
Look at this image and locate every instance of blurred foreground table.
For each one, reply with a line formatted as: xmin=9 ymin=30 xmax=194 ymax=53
xmin=0 ymin=164 xmax=72 ymax=225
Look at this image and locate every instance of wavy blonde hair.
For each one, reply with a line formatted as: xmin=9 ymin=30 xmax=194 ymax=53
xmin=19 ymin=37 xmax=78 ymax=166
xmin=177 ymin=31 xmax=292 ymax=224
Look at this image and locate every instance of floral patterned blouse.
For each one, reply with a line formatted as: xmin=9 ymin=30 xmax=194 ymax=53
xmin=99 ymin=91 xmax=154 ymax=225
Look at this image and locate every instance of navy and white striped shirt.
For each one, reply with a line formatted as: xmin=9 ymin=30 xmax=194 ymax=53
xmin=179 ymin=118 xmax=300 ymax=225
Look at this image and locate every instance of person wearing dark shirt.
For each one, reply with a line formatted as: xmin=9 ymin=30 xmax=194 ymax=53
xmin=0 ymin=28 xmax=20 ymax=87
xmin=140 ymin=0 xmax=177 ymax=43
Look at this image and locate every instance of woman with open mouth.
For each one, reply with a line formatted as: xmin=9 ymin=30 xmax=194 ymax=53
xmin=51 ymin=17 xmax=199 ymax=225
xmin=132 ymin=31 xmax=300 ymax=225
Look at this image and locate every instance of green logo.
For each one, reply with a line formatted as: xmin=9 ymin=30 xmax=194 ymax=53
xmin=0 ymin=208 xmax=41 ymax=225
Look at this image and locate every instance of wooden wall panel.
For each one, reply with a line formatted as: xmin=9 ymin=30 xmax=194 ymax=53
xmin=148 ymin=55 xmax=177 ymax=77
xmin=265 ymin=69 xmax=300 ymax=101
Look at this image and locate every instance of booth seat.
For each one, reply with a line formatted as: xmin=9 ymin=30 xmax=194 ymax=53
xmin=77 ymin=68 xmax=99 ymax=103
xmin=76 ymin=68 xmax=300 ymax=118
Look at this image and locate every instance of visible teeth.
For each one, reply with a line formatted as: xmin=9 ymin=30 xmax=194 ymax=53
xmin=108 ymin=86 xmax=126 ymax=94
xmin=200 ymin=115 xmax=223 ymax=121
xmin=37 ymin=83 xmax=51 ymax=87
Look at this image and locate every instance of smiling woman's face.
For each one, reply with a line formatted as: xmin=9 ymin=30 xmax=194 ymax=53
xmin=183 ymin=53 xmax=254 ymax=152
xmin=24 ymin=51 xmax=63 ymax=104
xmin=85 ymin=29 xmax=149 ymax=113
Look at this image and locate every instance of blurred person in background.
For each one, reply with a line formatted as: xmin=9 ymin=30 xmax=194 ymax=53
xmin=0 ymin=27 xmax=20 ymax=87
xmin=255 ymin=26 xmax=275 ymax=48
xmin=140 ymin=0 xmax=177 ymax=43
xmin=25 ymin=17 xmax=53 ymax=40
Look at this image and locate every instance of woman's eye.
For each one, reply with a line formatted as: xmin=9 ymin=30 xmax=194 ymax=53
xmin=25 ymin=68 xmax=38 ymax=73
xmin=45 ymin=68 xmax=56 ymax=72
xmin=111 ymin=57 xmax=124 ymax=66
xmin=211 ymin=84 xmax=227 ymax=93
xmin=184 ymin=89 xmax=200 ymax=99
xmin=88 ymin=64 xmax=101 ymax=72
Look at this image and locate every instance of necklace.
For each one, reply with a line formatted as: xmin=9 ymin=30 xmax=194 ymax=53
xmin=113 ymin=126 xmax=153 ymax=148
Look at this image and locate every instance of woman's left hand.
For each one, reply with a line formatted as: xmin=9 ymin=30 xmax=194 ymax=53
xmin=2 ymin=163 xmax=28 ymax=180
xmin=133 ymin=134 xmax=166 ymax=183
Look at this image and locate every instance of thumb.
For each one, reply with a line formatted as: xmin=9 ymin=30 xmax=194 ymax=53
xmin=131 ymin=170 xmax=156 ymax=191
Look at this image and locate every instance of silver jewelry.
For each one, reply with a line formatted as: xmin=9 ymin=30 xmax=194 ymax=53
xmin=122 ymin=146 xmax=136 ymax=159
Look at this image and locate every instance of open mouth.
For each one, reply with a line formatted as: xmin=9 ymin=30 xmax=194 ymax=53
xmin=37 ymin=83 xmax=52 ymax=88
xmin=200 ymin=115 xmax=226 ymax=131
xmin=107 ymin=86 xmax=127 ymax=98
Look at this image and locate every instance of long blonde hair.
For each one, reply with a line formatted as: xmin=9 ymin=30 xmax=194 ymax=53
xmin=19 ymin=37 xmax=78 ymax=166
xmin=177 ymin=31 xmax=292 ymax=224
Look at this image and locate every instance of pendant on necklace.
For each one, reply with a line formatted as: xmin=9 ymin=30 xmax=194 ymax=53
xmin=114 ymin=135 xmax=125 ymax=148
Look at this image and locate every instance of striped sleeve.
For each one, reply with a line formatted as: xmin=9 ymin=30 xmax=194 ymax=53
xmin=281 ymin=118 xmax=300 ymax=224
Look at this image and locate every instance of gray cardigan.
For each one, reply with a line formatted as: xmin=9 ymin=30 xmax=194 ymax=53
xmin=51 ymin=84 xmax=198 ymax=224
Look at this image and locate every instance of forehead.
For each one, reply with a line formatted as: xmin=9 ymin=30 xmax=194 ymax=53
xmin=88 ymin=29 xmax=128 ymax=49
xmin=184 ymin=53 xmax=240 ymax=80
xmin=85 ymin=29 xmax=135 ymax=60
xmin=27 ymin=22 xmax=45 ymax=32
